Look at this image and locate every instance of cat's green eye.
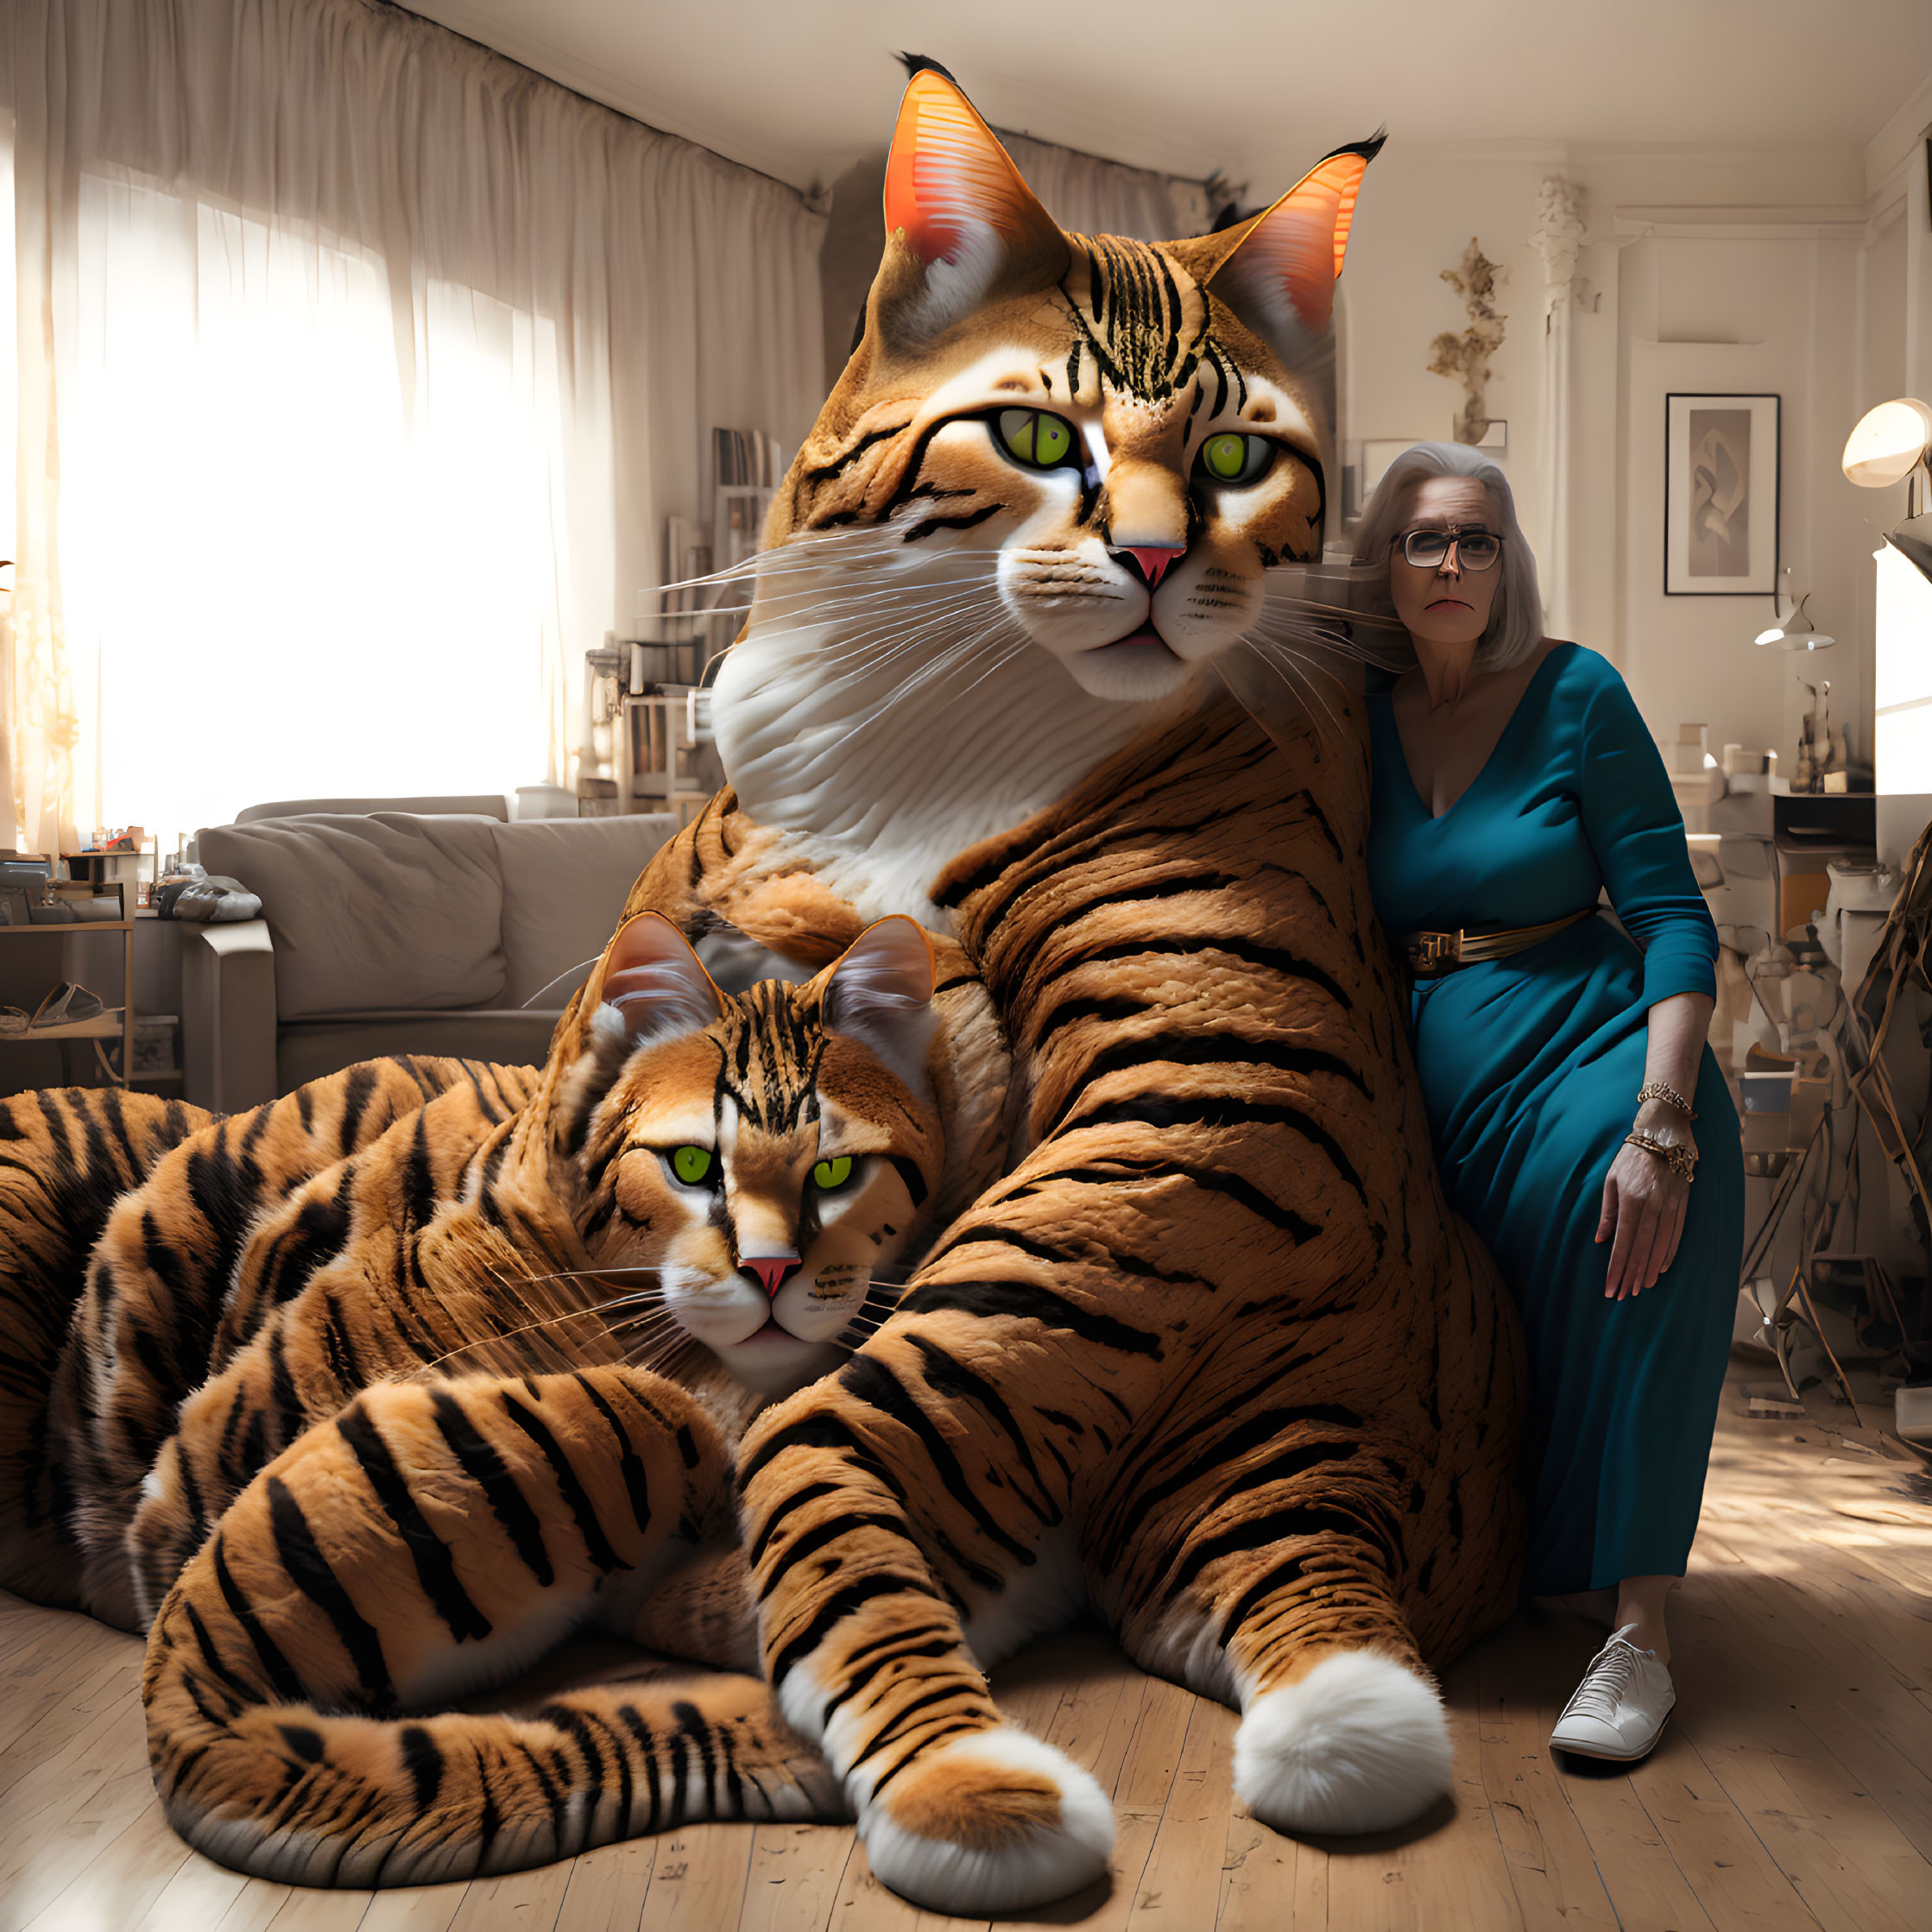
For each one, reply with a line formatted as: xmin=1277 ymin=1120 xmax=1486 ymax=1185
xmin=670 ymin=1145 xmax=714 ymax=1186
xmin=995 ymin=408 xmax=1077 ymax=471
xmin=812 ymin=1154 xmax=856 ymax=1192
xmin=1196 ymin=432 xmax=1273 ymax=487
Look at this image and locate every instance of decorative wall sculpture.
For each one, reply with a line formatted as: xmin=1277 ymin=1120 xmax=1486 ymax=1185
xmin=1531 ymin=178 xmax=1587 ymax=307
xmin=1428 ymin=238 xmax=1506 ymax=446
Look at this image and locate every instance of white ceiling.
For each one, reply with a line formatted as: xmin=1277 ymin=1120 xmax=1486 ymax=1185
xmin=401 ymin=0 xmax=1932 ymax=193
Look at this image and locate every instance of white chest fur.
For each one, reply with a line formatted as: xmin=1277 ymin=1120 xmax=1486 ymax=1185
xmin=711 ymin=568 xmax=1186 ymax=928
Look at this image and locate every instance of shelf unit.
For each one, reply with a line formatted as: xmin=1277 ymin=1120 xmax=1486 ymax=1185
xmin=616 ymin=686 xmax=713 ymax=827
xmin=0 ymin=881 xmax=136 ymax=1086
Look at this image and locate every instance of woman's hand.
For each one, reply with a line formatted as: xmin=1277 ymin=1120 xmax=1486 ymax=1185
xmin=1595 ymin=1100 xmax=1693 ymax=1298
xmin=1600 ymin=992 xmax=1713 ymax=1300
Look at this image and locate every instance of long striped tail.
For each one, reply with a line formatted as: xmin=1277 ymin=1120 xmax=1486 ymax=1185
xmin=141 ymin=1366 xmax=840 ymax=1885
xmin=148 ymin=1671 xmax=842 ymax=1887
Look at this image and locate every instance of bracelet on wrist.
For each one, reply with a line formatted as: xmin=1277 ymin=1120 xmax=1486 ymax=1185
xmin=1625 ymin=1129 xmax=1696 ymax=1181
xmin=1637 ymin=1081 xmax=1698 ymax=1121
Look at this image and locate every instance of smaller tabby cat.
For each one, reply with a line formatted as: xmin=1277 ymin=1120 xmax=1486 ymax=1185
xmin=0 ymin=913 xmax=944 ymax=1885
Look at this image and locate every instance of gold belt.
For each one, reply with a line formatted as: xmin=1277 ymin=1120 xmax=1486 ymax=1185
xmin=1401 ymin=907 xmax=1596 ymax=978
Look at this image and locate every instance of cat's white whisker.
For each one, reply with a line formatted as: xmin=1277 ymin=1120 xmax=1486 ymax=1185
xmin=801 ymin=610 xmax=1007 ymax=676
xmin=818 ymin=621 xmax=1015 ymax=691
xmin=751 ymin=585 xmax=1005 ymax=649
xmin=1230 ymin=638 xmax=1348 ymax=744
xmin=861 ymin=630 xmax=1030 ymax=723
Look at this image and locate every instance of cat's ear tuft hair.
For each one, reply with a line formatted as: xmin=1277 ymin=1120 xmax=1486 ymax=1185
xmin=1205 ymin=135 xmax=1382 ymax=359
xmin=821 ymin=916 xmax=938 ymax=1097
xmin=600 ymin=913 xmax=726 ymax=1048
xmin=874 ymin=62 xmax=1067 ymax=346
xmin=896 ymin=51 xmax=960 ymax=85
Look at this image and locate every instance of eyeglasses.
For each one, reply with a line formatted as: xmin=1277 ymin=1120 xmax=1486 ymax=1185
xmin=1392 ymin=526 xmax=1503 ymax=571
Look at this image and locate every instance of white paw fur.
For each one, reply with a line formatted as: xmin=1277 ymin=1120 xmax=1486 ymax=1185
xmin=859 ymin=1726 xmax=1114 ymax=1915
xmin=1234 ymin=1650 xmax=1452 ymax=1835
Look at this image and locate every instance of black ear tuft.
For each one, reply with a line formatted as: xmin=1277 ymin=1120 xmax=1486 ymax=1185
xmin=897 ymin=51 xmax=961 ymax=85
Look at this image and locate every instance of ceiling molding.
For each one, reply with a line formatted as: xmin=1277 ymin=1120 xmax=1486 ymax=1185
xmin=1863 ymin=63 xmax=1932 ymax=196
xmin=397 ymin=2 xmax=1929 ymax=199
xmin=1613 ymin=205 xmax=1870 ymax=242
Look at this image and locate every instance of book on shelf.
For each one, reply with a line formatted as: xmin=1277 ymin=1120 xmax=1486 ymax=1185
xmin=714 ymin=486 xmax=773 ymax=574
xmin=653 ymin=516 xmax=722 ymax=672
xmin=711 ymin=426 xmax=785 ymax=490
xmin=666 ymin=516 xmax=713 ymax=591
xmin=710 ymin=426 xmax=784 ymax=572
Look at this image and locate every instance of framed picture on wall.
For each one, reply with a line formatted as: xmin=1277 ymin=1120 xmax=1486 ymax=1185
xmin=1664 ymin=393 xmax=1780 ymax=595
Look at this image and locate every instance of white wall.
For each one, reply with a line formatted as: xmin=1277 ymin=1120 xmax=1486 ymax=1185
xmin=1335 ymin=114 xmax=1932 ymax=1289
xmin=1339 ymin=142 xmax=1885 ymax=764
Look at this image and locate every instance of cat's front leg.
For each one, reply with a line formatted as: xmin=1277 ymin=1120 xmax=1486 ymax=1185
xmin=739 ymin=1313 xmax=1114 ymax=1917
xmin=1102 ymin=1410 xmax=1455 ymax=1838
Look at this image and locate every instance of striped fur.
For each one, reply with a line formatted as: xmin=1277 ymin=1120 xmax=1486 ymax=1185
xmin=0 ymin=924 xmax=947 ymax=1885
xmin=46 ymin=1057 xmax=512 ymax=1629
xmin=735 ymin=699 xmax=1523 ymax=1904
xmin=617 ymin=66 xmax=1521 ymax=1911
xmin=0 ymin=1085 xmax=214 ymax=1606
xmin=141 ymin=1370 xmax=837 ymax=1887
xmin=592 ymin=701 xmax=1524 ymax=1907
xmin=9 ymin=64 xmax=1531 ymax=1906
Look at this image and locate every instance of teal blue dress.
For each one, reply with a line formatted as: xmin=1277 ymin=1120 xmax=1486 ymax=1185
xmin=1365 ymin=642 xmax=1743 ymax=1594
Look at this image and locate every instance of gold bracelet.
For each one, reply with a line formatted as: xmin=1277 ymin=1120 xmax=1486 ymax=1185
xmin=1625 ymin=1130 xmax=1696 ymax=1180
xmin=1637 ymin=1081 xmax=1698 ymax=1120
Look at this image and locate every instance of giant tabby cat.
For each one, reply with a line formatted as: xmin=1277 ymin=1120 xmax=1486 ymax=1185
xmin=0 ymin=916 xmax=949 ymax=1884
xmin=590 ymin=61 xmax=1525 ymax=1911
xmin=2 ymin=60 xmax=1525 ymax=1912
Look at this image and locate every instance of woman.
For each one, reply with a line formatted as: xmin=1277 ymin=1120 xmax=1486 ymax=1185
xmin=1355 ymin=442 xmax=1743 ymax=1763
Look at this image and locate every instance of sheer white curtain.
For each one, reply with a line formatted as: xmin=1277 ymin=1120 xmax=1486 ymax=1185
xmin=998 ymin=131 xmax=1211 ymax=243
xmin=0 ymin=0 xmax=824 ymax=842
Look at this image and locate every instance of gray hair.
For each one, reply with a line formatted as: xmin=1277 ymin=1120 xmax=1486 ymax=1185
xmin=1349 ymin=441 xmax=1544 ymax=671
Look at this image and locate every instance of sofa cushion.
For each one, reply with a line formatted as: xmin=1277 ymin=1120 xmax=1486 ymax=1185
xmin=490 ymin=815 xmax=678 ymax=1007
xmin=199 ymin=814 xmax=507 ymax=1020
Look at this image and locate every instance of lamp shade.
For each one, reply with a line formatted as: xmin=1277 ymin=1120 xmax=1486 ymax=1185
xmin=1842 ymin=397 xmax=1932 ymax=488
xmin=1754 ymin=570 xmax=1834 ymax=650
xmin=1754 ymin=611 xmax=1836 ymax=650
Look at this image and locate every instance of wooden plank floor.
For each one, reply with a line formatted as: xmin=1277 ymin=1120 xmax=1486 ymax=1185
xmin=4 ymin=1357 xmax=1929 ymax=1932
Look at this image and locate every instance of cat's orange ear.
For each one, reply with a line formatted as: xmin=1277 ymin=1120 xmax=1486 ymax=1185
xmin=822 ymin=916 xmax=937 ymax=1095
xmin=875 ymin=59 xmax=1066 ymax=343
xmin=1206 ymin=136 xmax=1382 ymax=347
xmin=600 ymin=912 xmax=725 ymax=1045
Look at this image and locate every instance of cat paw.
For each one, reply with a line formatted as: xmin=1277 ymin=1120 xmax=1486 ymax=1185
xmin=1234 ymin=1649 xmax=1451 ymax=1835
xmin=858 ymin=1725 xmax=1113 ymax=1914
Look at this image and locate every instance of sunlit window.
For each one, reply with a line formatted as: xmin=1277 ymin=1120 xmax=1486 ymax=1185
xmin=63 ymin=173 xmax=573 ymax=844
xmin=1874 ymin=540 xmax=1932 ymax=796
xmin=0 ymin=125 xmax=16 ymax=612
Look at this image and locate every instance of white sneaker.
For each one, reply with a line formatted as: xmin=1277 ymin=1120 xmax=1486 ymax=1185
xmin=1549 ymin=1624 xmax=1675 ymax=1762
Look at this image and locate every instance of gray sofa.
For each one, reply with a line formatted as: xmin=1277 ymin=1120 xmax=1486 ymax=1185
xmin=182 ymin=810 xmax=676 ymax=1112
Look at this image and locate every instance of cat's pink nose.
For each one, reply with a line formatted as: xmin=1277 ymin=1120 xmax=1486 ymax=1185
xmin=743 ymin=1254 xmax=799 ymax=1299
xmin=1122 ymin=545 xmax=1184 ymax=589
